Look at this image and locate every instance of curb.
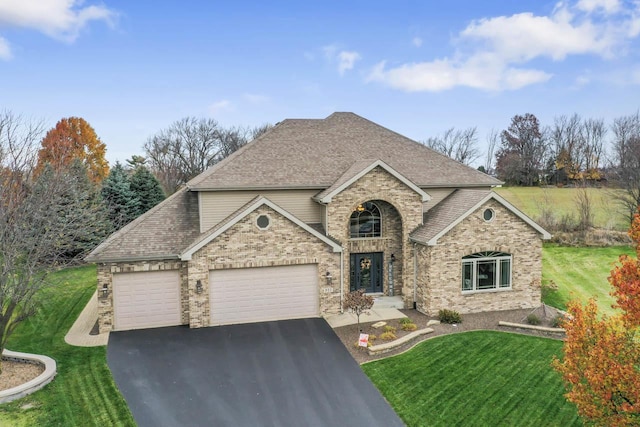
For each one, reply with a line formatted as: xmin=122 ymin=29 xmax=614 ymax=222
xmin=498 ymin=321 xmax=565 ymax=334
xmin=368 ymin=327 xmax=434 ymax=355
xmin=0 ymin=349 xmax=57 ymax=404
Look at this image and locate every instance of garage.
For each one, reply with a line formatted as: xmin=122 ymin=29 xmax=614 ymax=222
xmin=113 ymin=270 xmax=181 ymax=331
xmin=210 ymin=264 xmax=319 ymax=326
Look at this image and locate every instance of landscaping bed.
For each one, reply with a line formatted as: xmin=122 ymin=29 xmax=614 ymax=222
xmin=0 ymin=360 xmax=44 ymax=392
xmin=334 ymin=306 xmax=565 ymax=364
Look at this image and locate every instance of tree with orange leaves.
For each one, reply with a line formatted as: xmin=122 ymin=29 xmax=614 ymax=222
xmin=35 ymin=117 xmax=109 ymax=183
xmin=554 ymin=208 xmax=640 ymax=426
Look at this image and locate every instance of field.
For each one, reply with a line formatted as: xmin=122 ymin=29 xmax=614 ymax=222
xmin=0 ymin=265 xmax=134 ymax=427
xmin=496 ymin=186 xmax=629 ymax=231
xmin=363 ymin=331 xmax=580 ymax=427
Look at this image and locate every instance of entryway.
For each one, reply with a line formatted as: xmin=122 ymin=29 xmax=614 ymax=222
xmin=350 ymin=252 xmax=383 ymax=293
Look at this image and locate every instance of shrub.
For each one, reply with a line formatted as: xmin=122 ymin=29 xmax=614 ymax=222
xmin=401 ymin=322 xmax=417 ymax=331
xmin=527 ymin=314 xmax=541 ymax=325
xmin=438 ymin=309 xmax=462 ymax=324
xmin=551 ymin=315 xmax=565 ymax=328
xmin=399 ymin=317 xmax=412 ymax=325
xmin=383 ymin=325 xmax=397 ymax=333
xmin=379 ymin=331 xmax=397 ymax=341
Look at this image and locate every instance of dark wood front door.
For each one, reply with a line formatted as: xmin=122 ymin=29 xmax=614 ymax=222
xmin=350 ymin=252 xmax=383 ymax=293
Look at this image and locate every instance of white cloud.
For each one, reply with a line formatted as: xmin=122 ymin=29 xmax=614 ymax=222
xmin=209 ymin=100 xmax=232 ymax=115
xmin=243 ymin=93 xmax=269 ymax=105
xmin=0 ymin=37 xmax=12 ymax=60
xmin=412 ymin=37 xmax=423 ymax=47
xmin=0 ymin=0 xmax=116 ymax=43
xmin=337 ymin=50 xmax=361 ymax=75
xmin=368 ymin=0 xmax=640 ymax=92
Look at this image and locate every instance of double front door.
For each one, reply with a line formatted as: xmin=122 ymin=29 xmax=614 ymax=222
xmin=350 ymin=252 xmax=383 ymax=293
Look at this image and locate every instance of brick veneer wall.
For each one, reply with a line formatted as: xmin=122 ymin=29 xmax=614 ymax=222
xmin=326 ymin=167 xmax=424 ymax=307
xmin=96 ymin=260 xmax=189 ymax=333
xmin=188 ymin=204 xmax=342 ymax=328
xmin=416 ymin=199 xmax=542 ymax=315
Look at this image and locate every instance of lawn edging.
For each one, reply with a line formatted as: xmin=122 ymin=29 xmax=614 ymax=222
xmin=0 ymin=349 xmax=57 ymax=404
xmin=498 ymin=321 xmax=565 ymax=334
xmin=368 ymin=327 xmax=434 ymax=355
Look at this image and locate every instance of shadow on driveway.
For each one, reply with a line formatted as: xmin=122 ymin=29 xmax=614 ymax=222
xmin=108 ymin=318 xmax=404 ymax=427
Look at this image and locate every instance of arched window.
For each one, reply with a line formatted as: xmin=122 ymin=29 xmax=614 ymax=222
xmin=349 ymin=202 xmax=381 ymax=238
xmin=461 ymin=251 xmax=511 ymax=292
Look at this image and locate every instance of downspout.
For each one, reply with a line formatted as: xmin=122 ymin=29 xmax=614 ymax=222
xmin=340 ymin=250 xmax=344 ymax=313
xmin=413 ymin=242 xmax=417 ymax=309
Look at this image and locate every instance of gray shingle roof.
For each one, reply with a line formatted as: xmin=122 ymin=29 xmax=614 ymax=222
xmin=85 ymin=188 xmax=200 ymax=262
xmin=188 ymin=112 xmax=502 ymax=190
xmin=410 ymin=189 xmax=492 ymax=245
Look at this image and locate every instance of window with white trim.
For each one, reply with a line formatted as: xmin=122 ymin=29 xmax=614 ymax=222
xmin=349 ymin=202 xmax=381 ymax=238
xmin=461 ymin=251 xmax=511 ymax=292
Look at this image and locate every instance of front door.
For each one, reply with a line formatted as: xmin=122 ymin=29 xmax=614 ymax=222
xmin=350 ymin=252 xmax=383 ymax=293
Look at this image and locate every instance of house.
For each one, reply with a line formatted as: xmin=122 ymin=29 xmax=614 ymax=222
xmin=86 ymin=113 xmax=551 ymax=332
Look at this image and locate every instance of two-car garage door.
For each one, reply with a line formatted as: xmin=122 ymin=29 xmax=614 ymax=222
xmin=210 ymin=264 xmax=319 ymax=326
xmin=113 ymin=270 xmax=181 ymax=331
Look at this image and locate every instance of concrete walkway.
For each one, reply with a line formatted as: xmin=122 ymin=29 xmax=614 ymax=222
xmin=325 ymin=308 xmax=406 ymax=328
xmin=64 ymin=291 xmax=109 ymax=347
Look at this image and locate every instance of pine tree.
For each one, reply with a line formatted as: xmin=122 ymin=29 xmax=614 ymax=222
xmin=129 ymin=166 xmax=165 ymax=215
xmin=101 ymin=162 xmax=140 ymax=228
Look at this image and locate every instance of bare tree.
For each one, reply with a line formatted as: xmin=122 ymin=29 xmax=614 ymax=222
xmin=483 ymin=129 xmax=498 ymax=175
xmin=144 ymin=118 xmax=272 ymax=194
xmin=423 ymin=126 xmax=480 ymax=165
xmin=0 ymin=111 xmax=106 ymax=370
xmin=581 ymin=118 xmax=606 ymax=180
xmin=550 ymin=114 xmax=584 ymax=183
xmin=610 ymin=112 xmax=640 ymax=222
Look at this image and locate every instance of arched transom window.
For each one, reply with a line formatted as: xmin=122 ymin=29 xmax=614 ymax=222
xmin=349 ymin=202 xmax=381 ymax=238
xmin=461 ymin=251 xmax=511 ymax=292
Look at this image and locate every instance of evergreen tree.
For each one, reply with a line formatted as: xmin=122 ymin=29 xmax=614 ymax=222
xmin=129 ymin=165 xmax=165 ymax=215
xmin=101 ymin=162 xmax=140 ymax=228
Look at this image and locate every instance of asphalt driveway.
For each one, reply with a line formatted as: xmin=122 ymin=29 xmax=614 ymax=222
xmin=107 ymin=318 xmax=404 ymax=427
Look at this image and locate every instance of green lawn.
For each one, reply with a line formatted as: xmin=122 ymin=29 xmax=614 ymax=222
xmin=496 ymin=186 xmax=628 ymax=231
xmin=363 ymin=331 xmax=580 ymax=427
xmin=0 ymin=265 xmax=134 ymax=427
xmin=542 ymin=244 xmax=634 ymax=316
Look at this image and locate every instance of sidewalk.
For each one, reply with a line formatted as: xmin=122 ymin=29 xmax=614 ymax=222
xmin=64 ymin=291 xmax=109 ymax=347
xmin=326 ymin=308 xmax=406 ymax=328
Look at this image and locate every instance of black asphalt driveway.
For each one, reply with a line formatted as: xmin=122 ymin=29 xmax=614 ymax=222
xmin=107 ymin=318 xmax=404 ymax=427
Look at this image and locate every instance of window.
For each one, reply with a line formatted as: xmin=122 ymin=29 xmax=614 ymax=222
xmin=483 ymin=208 xmax=495 ymax=222
xmin=256 ymin=214 xmax=270 ymax=230
xmin=461 ymin=251 xmax=511 ymax=292
xmin=349 ymin=202 xmax=381 ymax=238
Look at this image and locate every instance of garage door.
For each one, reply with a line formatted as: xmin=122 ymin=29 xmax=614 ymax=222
xmin=210 ymin=264 xmax=318 ymax=326
xmin=113 ymin=270 xmax=181 ymax=331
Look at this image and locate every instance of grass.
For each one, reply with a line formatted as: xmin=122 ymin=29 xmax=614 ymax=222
xmin=363 ymin=331 xmax=580 ymax=427
xmin=542 ymin=244 xmax=634 ymax=316
xmin=496 ymin=187 xmax=628 ymax=231
xmin=0 ymin=265 xmax=134 ymax=427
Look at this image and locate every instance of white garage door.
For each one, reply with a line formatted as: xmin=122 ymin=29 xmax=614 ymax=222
xmin=113 ymin=270 xmax=181 ymax=331
xmin=210 ymin=264 xmax=319 ymax=326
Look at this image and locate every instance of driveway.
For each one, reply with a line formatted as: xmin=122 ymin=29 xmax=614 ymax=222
xmin=107 ymin=318 xmax=404 ymax=427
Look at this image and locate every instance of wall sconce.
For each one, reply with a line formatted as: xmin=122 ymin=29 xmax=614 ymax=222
xmin=325 ymin=271 xmax=333 ymax=285
xmin=102 ymin=284 xmax=109 ymax=298
xmin=195 ymin=280 xmax=203 ymax=294
xmin=390 ymin=254 xmax=396 ymax=264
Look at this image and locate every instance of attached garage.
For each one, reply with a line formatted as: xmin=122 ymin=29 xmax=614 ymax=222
xmin=113 ymin=270 xmax=182 ymax=331
xmin=210 ymin=264 xmax=319 ymax=326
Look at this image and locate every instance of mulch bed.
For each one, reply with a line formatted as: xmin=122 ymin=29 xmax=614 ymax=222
xmin=334 ymin=305 xmax=565 ymax=364
xmin=0 ymin=358 xmax=44 ymax=392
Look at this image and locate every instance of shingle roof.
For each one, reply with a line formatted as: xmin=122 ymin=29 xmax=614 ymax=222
xmin=410 ymin=189 xmax=492 ymax=245
xmin=85 ymin=188 xmax=200 ymax=262
xmin=188 ymin=112 xmax=502 ymax=190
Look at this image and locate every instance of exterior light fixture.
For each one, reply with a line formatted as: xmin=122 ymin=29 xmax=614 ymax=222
xmin=325 ymin=271 xmax=333 ymax=285
xmin=102 ymin=284 xmax=109 ymax=297
xmin=196 ymin=280 xmax=203 ymax=294
xmin=390 ymin=254 xmax=396 ymax=263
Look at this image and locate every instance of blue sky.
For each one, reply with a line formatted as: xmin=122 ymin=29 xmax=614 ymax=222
xmin=1 ymin=0 xmax=639 ymax=165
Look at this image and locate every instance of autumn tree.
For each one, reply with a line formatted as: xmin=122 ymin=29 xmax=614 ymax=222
xmin=554 ymin=208 xmax=640 ymax=426
xmin=1 ymin=111 xmax=108 ymax=371
xmin=343 ymin=289 xmax=374 ymax=330
xmin=35 ymin=117 xmax=109 ymax=183
xmin=495 ymin=113 xmax=548 ymax=186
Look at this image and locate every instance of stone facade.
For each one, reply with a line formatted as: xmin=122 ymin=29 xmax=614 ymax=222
xmin=187 ymin=204 xmax=342 ymax=327
xmin=326 ymin=167 xmax=424 ymax=308
xmin=96 ymin=259 xmax=189 ymax=334
xmin=415 ymin=199 xmax=542 ymax=315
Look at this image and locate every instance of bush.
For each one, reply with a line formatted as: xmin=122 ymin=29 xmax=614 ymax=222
xmin=526 ymin=314 xmax=541 ymax=325
xmin=383 ymin=325 xmax=397 ymax=333
xmin=438 ymin=309 xmax=462 ymax=324
xmin=551 ymin=315 xmax=565 ymax=328
xmin=399 ymin=317 xmax=412 ymax=325
xmin=401 ymin=322 xmax=417 ymax=331
xmin=380 ymin=331 xmax=397 ymax=341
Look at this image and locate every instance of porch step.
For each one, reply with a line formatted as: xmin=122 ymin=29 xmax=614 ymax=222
xmin=372 ymin=296 xmax=404 ymax=309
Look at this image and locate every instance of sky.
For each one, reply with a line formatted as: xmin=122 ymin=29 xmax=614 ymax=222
xmin=1 ymin=0 xmax=640 ymax=166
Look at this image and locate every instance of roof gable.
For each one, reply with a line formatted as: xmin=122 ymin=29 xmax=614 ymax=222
xmin=187 ymin=112 xmax=502 ymax=191
xmin=315 ymin=159 xmax=430 ymax=203
xmin=410 ymin=190 xmax=551 ymax=246
xmin=180 ymin=196 xmax=342 ymax=260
